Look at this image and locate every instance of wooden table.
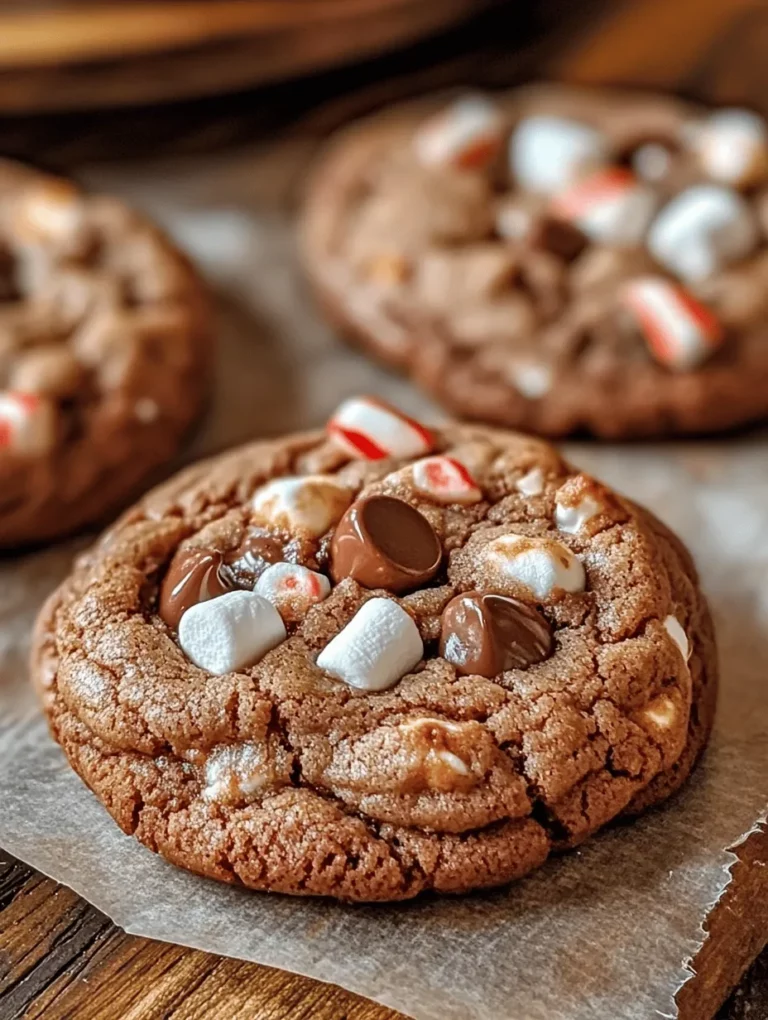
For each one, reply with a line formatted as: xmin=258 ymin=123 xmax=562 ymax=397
xmin=0 ymin=838 xmax=766 ymax=1020
xmin=1 ymin=2 xmax=767 ymax=1017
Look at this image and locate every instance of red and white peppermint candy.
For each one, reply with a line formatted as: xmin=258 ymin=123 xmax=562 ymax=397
xmin=412 ymin=456 xmax=482 ymax=505
xmin=414 ymin=95 xmax=503 ymax=171
xmin=621 ymin=277 xmax=723 ymax=371
xmin=255 ymin=562 xmax=331 ymax=624
xmin=327 ymin=396 xmax=434 ymax=461
xmin=550 ymin=167 xmax=656 ymax=246
xmin=0 ymin=392 xmax=56 ymax=455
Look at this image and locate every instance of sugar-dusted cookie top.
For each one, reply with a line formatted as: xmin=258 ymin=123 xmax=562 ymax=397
xmin=34 ymin=397 xmax=717 ymax=900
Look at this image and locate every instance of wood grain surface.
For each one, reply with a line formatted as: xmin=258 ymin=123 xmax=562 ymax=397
xmin=0 ymin=833 xmax=766 ymax=1020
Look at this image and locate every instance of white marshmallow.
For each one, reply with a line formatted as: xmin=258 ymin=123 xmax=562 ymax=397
xmin=551 ymin=168 xmax=657 ymax=246
xmin=327 ymin=396 xmax=434 ymax=461
xmin=516 ymin=466 xmax=545 ymax=497
xmin=641 ymin=694 xmax=678 ymax=730
xmin=178 ymin=590 xmax=286 ymax=675
xmin=411 ymin=455 xmax=483 ymax=505
xmin=16 ymin=180 xmax=83 ymax=244
xmin=495 ymin=201 xmax=535 ymax=241
xmin=688 ymin=109 xmax=768 ymax=188
xmin=622 ymin=276 xmax=723 ymax=371
xmin=203 ymin=742 xmax=271 ymax=803
xmin=509 ymin=362 xmax=552 ymax=399
xmin=316 ymin=598 xmax=423 ymax=692
xmin=251 ymin=475 xmax=351 ymax=537
xmin=648 ymin=185 xmax=758 ymax=282
xmin=555 ymin=491 xmax=602 ymax=533
xmin=631 ymin=142 xmax=673 ymax=183
xmin=255 ymin=562 xmax=330 ymax=622
xmin=414 ymin=95 xmax=503 ymax=171
xmin=0 ymin=392 xmax=56 ymax=455
xmin=486 ymin=533 xmax=585 ymax=599
xmin=134 ymin=397 xmax=160 ymax=423
xmin=664 ymin=614 xmax=691 ymax=662
xmin=510 ymin=115 xmax=607 ymax=194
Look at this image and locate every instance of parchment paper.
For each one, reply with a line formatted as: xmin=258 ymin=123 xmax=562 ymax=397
xmin=1 ymin=137 xmax=767 ymax=1020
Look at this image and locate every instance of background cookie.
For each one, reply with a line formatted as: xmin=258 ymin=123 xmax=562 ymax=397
xmin=33 ymin=397 xmax=717 ymax=902
xmin=302 ymin=86 xmax=768 ymax=438
xmin=0 ymin=160 xmax=212 ymax=546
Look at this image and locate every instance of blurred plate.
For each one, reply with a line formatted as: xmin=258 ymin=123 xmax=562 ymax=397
xmin=0 ymin=0 xmax=494 ymax=112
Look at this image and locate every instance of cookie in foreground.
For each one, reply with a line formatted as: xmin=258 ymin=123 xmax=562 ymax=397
xmin=0 ymin=160 xmax=212 ymax=546
xmin=32 ymin=397 xmax=717 ymax=901
xmin=302 ymin=85 xmax=768 ymax=437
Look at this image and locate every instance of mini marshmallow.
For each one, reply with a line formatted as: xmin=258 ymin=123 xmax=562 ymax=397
xmin=486 ymin=533 xmax=585 ymax=599
xmin=631 ymin=142 xmax=673 ymax=183
xmin=0 ymin=392 xmax=56 ymax=455
xmin=134 ymin=397 xmax=160 ymax=423
xmin=15 ymin=180 xmax=83 ymax=244
xmin=622 ymin=277 xmax=723 ymax=371
xmin=327 ymin=396 xmax=434 ymax=461
xmin=687 ymin=109 xmax=768 ymax=189
xmin=550 ymin=168 xmax=657 ymax=246
xmin=664 ymin=614 xmax=691 ymax=662
xmin=251 ymin=475 xmax=351 ymax=537
xmin=203 ymin=743 xmax=271 ymax=804
xmin=555 ymin=491 xmax=602 ymax=534
xmin=414 ymin=95 xmax=504 ymax=171
xmin=178 ymin=590 xmax=286 ymax=675
xmin=647 ymin=185 xmax=758 ymax=283
xmin=255 ymin=562 xmax=331 ymax=622
xmin=509 ymin=362 xmax=552 ymax=400
xmin=516 ymin=466 xmax=545 ymax=497
xmin=316 ymin=598 xmax=423 ymax=692
xmin=509 ymin=115 xmax=608 ymax=194
xmin=641 ymin=694 xmax=678 ymax=730
xmin=495 ymin=201 xmax=535 ymax=241
xmin=412 ymin=456 xmax=483 ymax=505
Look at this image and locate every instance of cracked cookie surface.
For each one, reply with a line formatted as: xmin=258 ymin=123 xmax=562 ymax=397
xmin=302 ymin=84 xmax=768 ymax=438
xmin=0 ymin=160 xmax=212 ymax=546
xmin=32 ymin=405 xmax=717 ymax=901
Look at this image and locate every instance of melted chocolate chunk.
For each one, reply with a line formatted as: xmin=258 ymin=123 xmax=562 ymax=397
xmin=159 ymin=548 xmax=233 ymax=630
xmin=530 ymin=216 xmax=587 ymax=262
xmin=222 ymin=531 xmax=284 ymax=588
xmin=330 ymin=494 xmax=442 ymax=594
xmin=440 ymin=590 xmax=553 ymax=676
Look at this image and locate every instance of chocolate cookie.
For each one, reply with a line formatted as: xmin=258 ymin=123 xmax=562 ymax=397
xmin=302 ymin=85 xmax=768 ymax=437
xmin=0 ymin=160 xmax=212 ymax=545
xmin=32 ymin=397 xmax=717 ymax=901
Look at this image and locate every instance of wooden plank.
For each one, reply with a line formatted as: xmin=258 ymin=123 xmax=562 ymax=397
xmin=0 ymin=830 xmax=766 ymax=1020
xmin=0 ymin=855 xmax=400 ymax=1020
xmin=679 ymin=826 xmax=768 ymax=1020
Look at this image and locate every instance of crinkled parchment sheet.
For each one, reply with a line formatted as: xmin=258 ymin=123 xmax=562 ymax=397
xmin=1 ymin=140 xmax=767 ymax=1020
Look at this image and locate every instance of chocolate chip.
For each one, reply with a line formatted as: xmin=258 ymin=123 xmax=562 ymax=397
xmin=530 ymin=216 xmax=587 ymax=262
xmin=222 ymin=531 xmax=284 ymax=588
xmin=440 ymin=590 xmax=553 ymax=676
xmin=330 ymin=494 xmax=442 ymax=594
xmin=159 ymin=548 xmax=233 ymax=630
